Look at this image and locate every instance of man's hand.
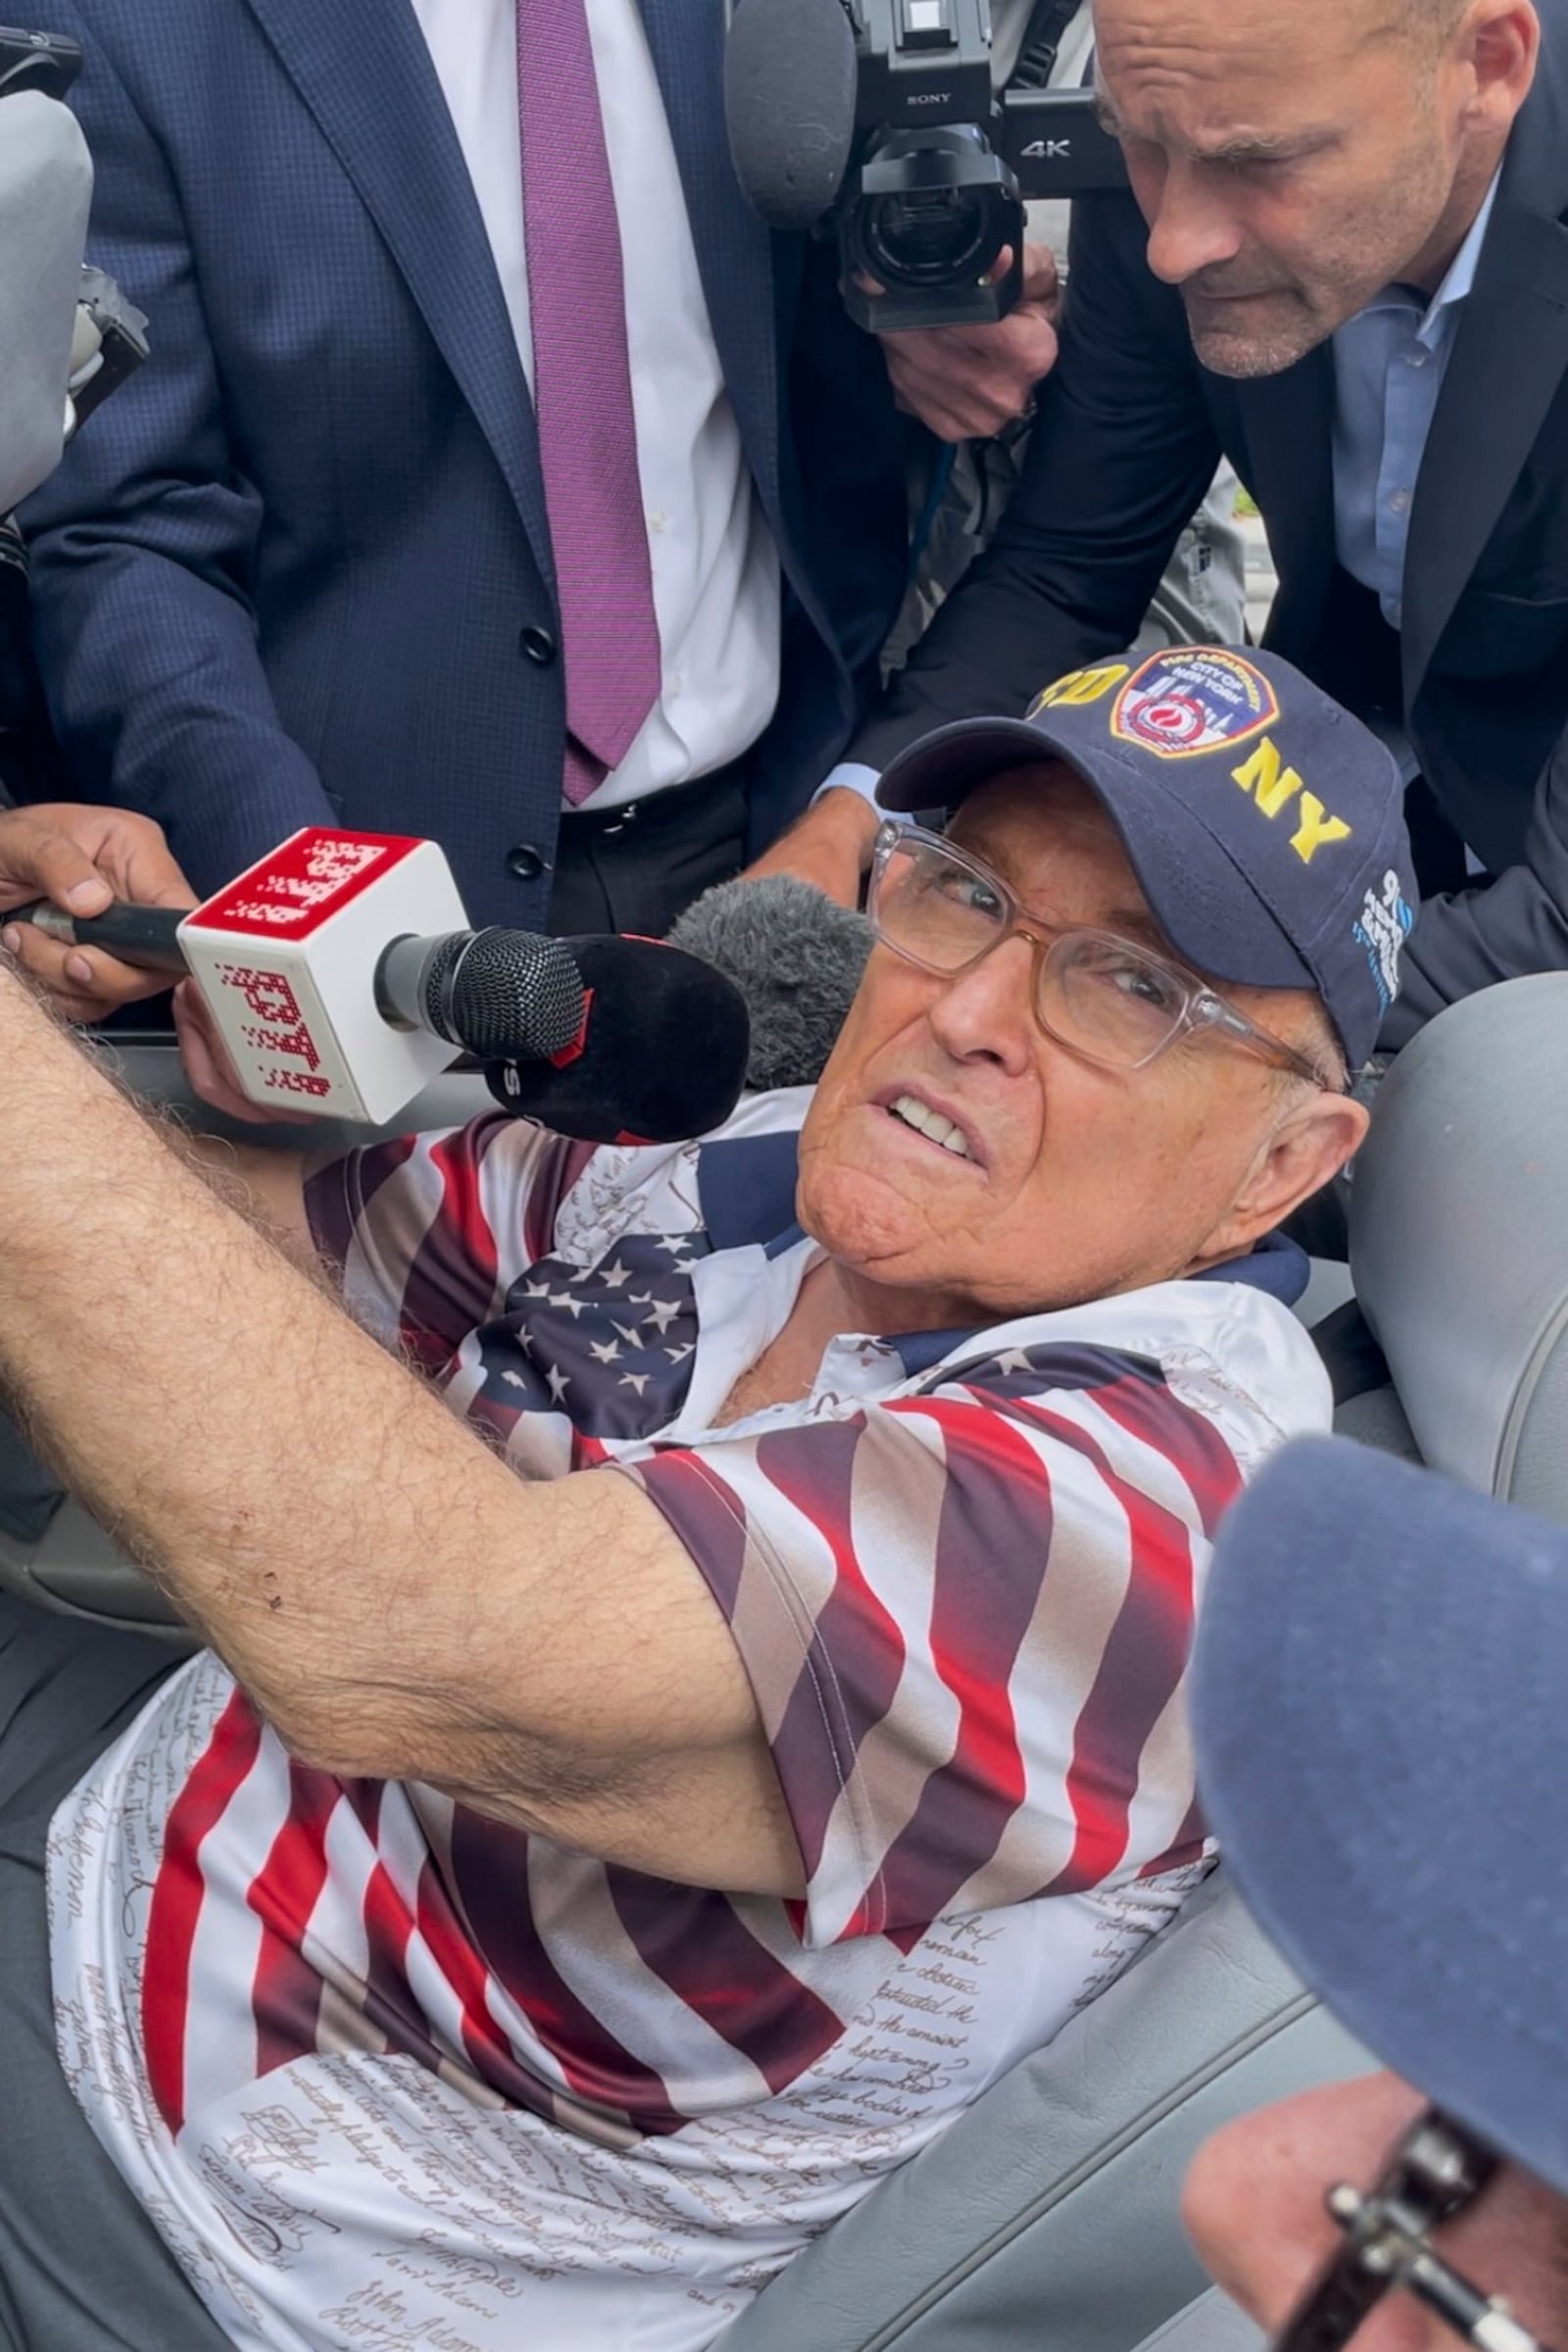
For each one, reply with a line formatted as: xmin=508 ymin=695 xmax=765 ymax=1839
xmin=0 ymin=803 xmax=196 ymax=1022
xmin=875 ymin=242 xmax=1060 ymax=443
xmin=740 ymin=787 xmax=881 ymax=908
xmin=172 ymin=978 xmax=314 ymax=1126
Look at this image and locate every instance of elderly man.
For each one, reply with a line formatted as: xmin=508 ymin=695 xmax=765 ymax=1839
xmin=0 ymin=649 xmax=1398 ymax=2351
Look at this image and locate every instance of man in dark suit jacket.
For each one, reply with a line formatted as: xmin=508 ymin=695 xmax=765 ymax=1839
xmin=12 ymin=0 xmax=1054 ymax=938
xmin=842 ymin=0 xmax=1568 ymax=1050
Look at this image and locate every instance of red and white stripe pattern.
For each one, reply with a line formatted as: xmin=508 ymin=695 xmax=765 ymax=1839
xmin=630 ymin=1339 xmax=1244 ymax=1948
xmin=50 ymin=1099 xmax=1332 ymax=2351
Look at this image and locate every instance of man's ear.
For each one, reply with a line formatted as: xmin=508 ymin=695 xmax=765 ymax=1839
xmin=1458 ymin=0 xmax=1539 ymax=133
xmin=1198 ymin=1090 xmax=1371 ymax=1268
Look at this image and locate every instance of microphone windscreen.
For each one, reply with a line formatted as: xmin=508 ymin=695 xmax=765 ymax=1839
xmin=668 ymin=875 xmax=871 ymax=1092
xmin=485 ymin=936 xmax=751 ymax=1145
xmin=724 ymin=0 xmax=858 ymax=230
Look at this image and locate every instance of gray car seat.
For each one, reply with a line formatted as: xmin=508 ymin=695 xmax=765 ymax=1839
xmin=1347 ymin=972 xmax=1568 ymax=1516
xmin=2 ymin=976 xmax=1563 ymax=2350
xmin=1130 ymin=2291 xmax=1264 ymax=2352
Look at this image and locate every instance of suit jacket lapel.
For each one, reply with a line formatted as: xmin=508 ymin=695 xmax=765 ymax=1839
xmin=240 ymin=0 xmax=554 ymax=585
xmin=1402 ymin=198 xmax=1568 ymax=701
xmin=1232 ymin=344 xmax=1338 ymax=647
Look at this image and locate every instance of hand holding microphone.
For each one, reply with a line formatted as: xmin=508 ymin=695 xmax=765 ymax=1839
xmin=9 ymin=823 xmax=752 ymax=1145
xmin=0 ymin=804 xmax=197 ymax=1021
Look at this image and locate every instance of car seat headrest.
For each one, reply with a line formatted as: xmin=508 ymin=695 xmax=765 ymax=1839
xmin=1349 ymin=974 xmax=1568 ymax=1519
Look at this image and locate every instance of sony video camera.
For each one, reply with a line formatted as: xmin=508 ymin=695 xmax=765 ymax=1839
xmin=725 ymin=0 xmax=1130 ymax=332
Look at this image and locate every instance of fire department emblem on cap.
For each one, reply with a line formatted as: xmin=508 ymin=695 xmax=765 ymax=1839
xmin=1110 ymin=649 xmax=1280 ymax=761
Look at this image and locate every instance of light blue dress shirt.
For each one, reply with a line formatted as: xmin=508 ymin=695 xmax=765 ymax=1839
xmin=1330 ymin=169 xmax=1501 ymax=633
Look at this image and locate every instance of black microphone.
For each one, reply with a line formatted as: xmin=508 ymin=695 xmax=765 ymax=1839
xmin=374 ymin=927 xmax=585 ymax=1058
xmin=485 ymin=935 xmax=751 ymax=1145
xmin=724 ymin=0 xmax=858 ymax=230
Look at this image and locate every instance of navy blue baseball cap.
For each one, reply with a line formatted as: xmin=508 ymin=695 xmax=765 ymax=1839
xmin=874 ymin=645 xmax=1417 ymax=1071
xmin=1193 ymin=1437 xmax=1568 ymax=2194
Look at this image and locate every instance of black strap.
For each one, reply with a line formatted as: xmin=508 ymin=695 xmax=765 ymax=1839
xmin=1006 ymin=0 xmax=1084 ymax=88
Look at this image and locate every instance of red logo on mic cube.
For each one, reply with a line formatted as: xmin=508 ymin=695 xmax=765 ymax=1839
xmin=214 ymin=964 xmax=332 ymax=1098
xmin=183 ymin=829 xmax=424 ymax=941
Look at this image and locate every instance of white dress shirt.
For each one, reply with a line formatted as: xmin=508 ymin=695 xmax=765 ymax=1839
xmin=1331 ymin=169 xmax=1502 ymax=634
xmin=411 ymin=0 xmax=781 ymax=810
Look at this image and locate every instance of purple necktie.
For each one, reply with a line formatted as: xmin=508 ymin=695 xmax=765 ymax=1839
xmin=516 ymin=0 xmax=663 ymax=808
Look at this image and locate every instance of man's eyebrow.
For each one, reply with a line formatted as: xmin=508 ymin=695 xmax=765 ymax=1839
xmin=1189 ymin=126 xmax=1337 ymax=165
xmin=1090 ymin=89 xmax=1335 ymax=166
xmin=1102 ymin=905 xmax=1176 ymax=954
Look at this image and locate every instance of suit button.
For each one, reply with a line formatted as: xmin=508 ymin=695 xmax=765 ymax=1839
xmin=518 ymin=624 xmax=558 ymax=666
xmin=506 ymin=843 xmax=546 ymax=882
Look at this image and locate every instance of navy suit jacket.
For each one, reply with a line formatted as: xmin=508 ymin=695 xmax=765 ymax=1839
xmin=852 ymin=0 xmax=1568 ymax=1048
xmin=21 ymin=0 xmax=915 ymax=927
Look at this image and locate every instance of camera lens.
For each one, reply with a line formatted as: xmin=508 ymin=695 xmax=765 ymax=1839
xmin=847 ymin=128 xmax=1021 ymax=304
xmin=861 ymin=185 xmax=1004 ymax=287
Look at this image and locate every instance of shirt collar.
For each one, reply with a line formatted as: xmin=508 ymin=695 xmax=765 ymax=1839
xmin=696 ymin=1119 xmax=1316 ymax=1373
xmin=1349 ymin=165 xmax=1502 ymax=346
xmin=695 ymin=1120 xmax=1310 ymax=1380
xmin=884 ymin=1235 xmax=1310 ymax=1375
xmin=1419 ymin=164 xmax=1502 ymax=339
xmin=1351 ymin=165 xmax=1502 ymax=348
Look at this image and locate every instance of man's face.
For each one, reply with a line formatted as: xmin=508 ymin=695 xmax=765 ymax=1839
xmin=1095 ymin=0 xmax=1483 ymax=375
xmin=1185 ymin=2074 xmax=1568 ymax=2351
xmin=796 ymin=769 xmax=1339 ymax=1330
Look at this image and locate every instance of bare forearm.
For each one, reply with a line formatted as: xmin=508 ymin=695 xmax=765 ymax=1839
xmin=0 ymin=967 xmax=787 ymax=1887
xmin=168 ymin=1124 xmax=315 ymax=1267
xmin=0 ymin=971 xmax=514 ymax=1737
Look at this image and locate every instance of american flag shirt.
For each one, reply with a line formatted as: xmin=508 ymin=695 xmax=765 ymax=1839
xmin=48 ymin=1091 xmax=1331 ymax=2352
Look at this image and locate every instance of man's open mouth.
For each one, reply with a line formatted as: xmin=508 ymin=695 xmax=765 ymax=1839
xmin=886 ymin=1093 xmax=973 ymax=1161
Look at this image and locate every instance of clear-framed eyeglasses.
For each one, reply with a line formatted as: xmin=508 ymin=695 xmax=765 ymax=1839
xmin=867 ymin=821 xmax=1345 ymax=1094
xmin=1271 ymin=2106 xmax=1559 ymax=2352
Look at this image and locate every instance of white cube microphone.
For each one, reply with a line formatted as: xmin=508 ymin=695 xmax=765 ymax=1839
xmin=14 ymin=825 xmax=754 ymax=1143
xmin=174 ymin=828 xmax=469 ymax=1123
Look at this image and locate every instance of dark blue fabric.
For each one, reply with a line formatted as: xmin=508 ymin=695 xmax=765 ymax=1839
xmin=19 ymin=0 xmax=915 ymax=926
xmin=1193 ymin=1226 xmax=1310 ymax=1306
xmin=698 ymin=1128 xmax=804 ymax=1255
xmin=1195 ymin=1437 xmax=1568 ymax=2199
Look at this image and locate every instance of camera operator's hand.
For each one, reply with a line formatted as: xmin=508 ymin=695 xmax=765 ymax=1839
xmin=0 ymin=803 xmax=196 ymax=1022
xmin=874 ymin=241 xmax=1060 ymax=443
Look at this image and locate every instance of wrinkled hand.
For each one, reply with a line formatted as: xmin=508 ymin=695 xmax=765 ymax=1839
xmin=739 ymin=789 xmax=880 ymax=909
xmin=172 ymin=978 xmax=316 ymax=1126
xmin=0 ymin=803 xmax=197 ymax=1023
xmin=875 ymin=242 xmax=1060 ymax=443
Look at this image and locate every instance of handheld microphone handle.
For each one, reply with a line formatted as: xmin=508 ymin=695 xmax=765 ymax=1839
xmin=8 ymin=898 xmax=188 ymax=972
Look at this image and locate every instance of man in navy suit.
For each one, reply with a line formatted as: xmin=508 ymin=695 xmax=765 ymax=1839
xmin=834 ymin=0 xmax=1568 ymax=1051
xmin=16 ymin=0 xmax=1055 ymax=938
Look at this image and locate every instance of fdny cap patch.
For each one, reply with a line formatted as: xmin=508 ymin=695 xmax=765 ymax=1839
xmin=1110 ymin=649 xmax=1279 ymax=761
